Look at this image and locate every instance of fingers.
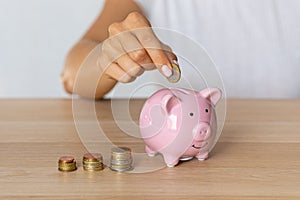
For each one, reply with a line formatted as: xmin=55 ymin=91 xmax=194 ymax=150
xmin=116 ymin=54 xmax=145 ymax=77
xmin=112 ymin=30 xmax=154 ymax=70
xmin=103 ymin=11 xmax=179 ymax=83
xmin=102 ymin=36 xmax=145 ymax=79
xmin=105 ymin=62 xmax=136 ymax=83
xmin=123 ymin=13 xmax=173 ymax=77
xmin=162 ymin=44 xmax=178 ymax=63
xmin=123 ymin=12 xmax=151 ymax=28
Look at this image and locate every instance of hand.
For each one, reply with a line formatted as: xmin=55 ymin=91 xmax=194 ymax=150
xmin=98 ymin=11 xmax=177 ymax=83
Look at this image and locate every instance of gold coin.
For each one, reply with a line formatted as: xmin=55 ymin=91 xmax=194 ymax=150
xmin=83 ymin=165 xmax=104 ymax=171
xmin=83 ymin=153 xmax=103 ymax=162
xmin=59 ymin=165 xmax=77 ymax=172
xmin=83 ymin=161 xmax=103 ymax=166
xmin=167 ymin=63 xmax=181 ymax=83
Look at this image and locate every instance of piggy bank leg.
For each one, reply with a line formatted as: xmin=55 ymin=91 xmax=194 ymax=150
xmin=145 ymin=146 xmax=157 ymax=157
xmin=196 ymin=152 xmax=209 ymax=161
xmin=162 ymin=154 xmax=180 ymax=167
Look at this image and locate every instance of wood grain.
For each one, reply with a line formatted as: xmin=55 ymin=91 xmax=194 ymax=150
xmin=0 ymin=99 xmax=299 ymax=199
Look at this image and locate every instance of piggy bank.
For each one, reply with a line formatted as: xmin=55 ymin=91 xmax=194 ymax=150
xmin=139 ymin=87 xmax=222 ymax=167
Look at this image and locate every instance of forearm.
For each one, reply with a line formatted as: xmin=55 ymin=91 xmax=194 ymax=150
xmin=61 ymin=0 xmax=142 ymax=99
xmin=61 ymin=39 xmax=116 ymax=99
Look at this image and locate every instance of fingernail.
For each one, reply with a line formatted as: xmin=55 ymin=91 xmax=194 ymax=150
xmin=172 ymin=60 xmax=178 ymax=65
xmin=162 ymin=65 xmax=172 ymax=77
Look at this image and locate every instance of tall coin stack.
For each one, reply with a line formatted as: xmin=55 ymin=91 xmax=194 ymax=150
xmin=58 ymin=156 xmax=77 ymax=172
xmin=110 ymin=147 xmax=133 ymax=172
xmin=82 ymin=153 xmax=104 ymax=171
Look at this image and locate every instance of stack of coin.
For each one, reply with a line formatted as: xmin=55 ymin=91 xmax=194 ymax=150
xmin=58 ymin=156 xmax=77 ymax=172
xmin=82 ymin=153 xmax=104 ymax=171
xmin=110 ymin=147 xmax=133 ymax=172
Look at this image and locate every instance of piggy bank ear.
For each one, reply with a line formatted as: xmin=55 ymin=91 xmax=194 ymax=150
xmin=161 ymin=94 xmax=180 ymax=114
xmin=199 ymin=88 xmax=222 ymax=105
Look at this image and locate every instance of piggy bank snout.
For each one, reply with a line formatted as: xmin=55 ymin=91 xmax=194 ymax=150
xmin=193 ymin=123 xmax=211 ymax=141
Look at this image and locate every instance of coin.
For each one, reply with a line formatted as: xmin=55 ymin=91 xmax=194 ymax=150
xmin=110 ymin=159 xmax=132 ymax=165
xmin=167 ymin=63 xmax=181 ymax=83
xmin=111 ymin=156 xmax=131 ymax=161
xmin=83 ymin=153 xmax=103 ymax=162
xmin=58 ymin=156 xmax=77 ymax=172
xmin=83 ymin=153 xmax=104 ymax=171
xmin=110 ymin=147 xmax=133 ymax=172
xmin=111 ymin=147 xmax=131 ymax=154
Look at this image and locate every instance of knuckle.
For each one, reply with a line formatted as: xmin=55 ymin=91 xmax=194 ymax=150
xmin=141 ymin=33 xmax=153 ymax=44
xmin=140 ymin=33 xmax=160 ymax=48
xmin=127 ymin=11 xmax=142 ymax=21
xmin=120 ymin=74 xmax=135 ymax=83
xmin=126 ymin=11 xmax=150 ymax=26
xmin=131 ymin=49 xmax=147 ymax=63
xmin=108 ymin=22 xmax=121 ymax=34
xmin=128 ymin=67 xmax=144 ymax=77
xmin=102 ymin=39 xmax=121 ymax=62
xmin=142 ymin=63 xmax=156 ymax=70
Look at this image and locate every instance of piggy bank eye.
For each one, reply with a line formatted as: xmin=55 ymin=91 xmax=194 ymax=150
xmin=189 ymin=112 xmax=194 ymax=117
xmin=205 ymin=109 xmax=209 ymax=113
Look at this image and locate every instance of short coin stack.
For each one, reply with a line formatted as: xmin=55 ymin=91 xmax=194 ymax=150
xmin=58 ymin=156 xmax=77 ymax=172
xmin=82 ymin=153 xmax=104 ymax=171
xmin=110 ymin=147 xmax=133 ymax=172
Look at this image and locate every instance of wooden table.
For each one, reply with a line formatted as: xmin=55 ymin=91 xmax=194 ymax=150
xmin=0 ymin=99 xmax=300 ymax=199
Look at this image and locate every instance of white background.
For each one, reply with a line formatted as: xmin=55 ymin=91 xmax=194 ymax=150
xmin=0 ymin=0 xmax=104 ymax=98
xmin=1 ymin=0 xmax=299 ymax=98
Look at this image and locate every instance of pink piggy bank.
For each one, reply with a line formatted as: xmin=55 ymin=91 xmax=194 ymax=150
xmin=139 ymin=87 xmax=222 ymax=167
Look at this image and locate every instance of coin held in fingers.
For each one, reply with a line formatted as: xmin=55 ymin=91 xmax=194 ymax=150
xmin=167 ymin=63 xmax=181 ymax=83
